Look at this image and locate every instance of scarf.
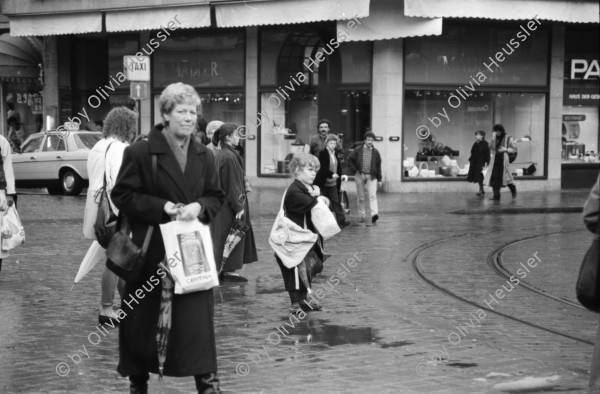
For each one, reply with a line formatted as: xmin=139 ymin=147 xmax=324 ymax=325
xmin=162 ymin=127 xmax=190 ymax=173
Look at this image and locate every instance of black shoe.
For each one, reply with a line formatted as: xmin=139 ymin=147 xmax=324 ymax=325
xmin=195 ymin=372 xmax=221 ymax=394
xmin=476 ymin=191 xmax=485 ymax=197
xmin=98 ymin=314 xmax=120 ymax=327
xmin=339 ymin=220 xmax=351 ymax=228
xmin=300 ymin=299 xmax=323 ymax=311
xmin=222 ymin=273 xmax=248 ymax=282
xmin=372 ymin=214 xmax=379 ymax=224
xmin=489 ymin=196 xmax=500 ymax=201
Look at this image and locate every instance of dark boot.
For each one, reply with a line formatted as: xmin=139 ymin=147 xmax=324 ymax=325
xmin=476 ymin=182 xmax=485 ymax=197
xmin=195 ymin=372 xmax=221 ymax=394
xmin=489 ymin=188 xmax=501 ymax=200
xmin=508 ymin=183 xmax=517 ymax=198
xmin=129 ymin=373 xmax=149 ymax=394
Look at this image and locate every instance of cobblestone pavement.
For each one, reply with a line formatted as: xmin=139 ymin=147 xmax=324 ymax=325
xmin=0 ymin=187 xmax=596 ymax=393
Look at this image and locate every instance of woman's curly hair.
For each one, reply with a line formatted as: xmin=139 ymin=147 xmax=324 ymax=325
xmin=102 ymin=107 xmax=138 ymax=141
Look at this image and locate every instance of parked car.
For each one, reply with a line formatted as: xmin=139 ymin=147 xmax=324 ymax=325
xmin=12 ymin=130 xmax=102 ymax=196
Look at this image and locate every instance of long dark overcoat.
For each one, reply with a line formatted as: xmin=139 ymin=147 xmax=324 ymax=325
xmin=466 ymin=139 xmax=490 ymax=183
xmin=111 ymin=125 xmax=225 ymax=377
xmin=212 ymin=144 xmax=257 ymax=272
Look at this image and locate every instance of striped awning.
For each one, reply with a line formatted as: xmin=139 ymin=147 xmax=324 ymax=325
xmin=404 ymin=0 xmax=600 ymax=23
xmin=9 ymin=12 xmax=102 ymax=37
xmin=106 ymin=4 xmax=211 ymax=32
xmin=215 ymin=0 xmax=370 ymax=28
xmin=338 ymin=0 xmax=441 ymax=41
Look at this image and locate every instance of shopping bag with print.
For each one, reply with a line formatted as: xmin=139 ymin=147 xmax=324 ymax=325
xmin=159 ymin=219 xmax=219 ymax=294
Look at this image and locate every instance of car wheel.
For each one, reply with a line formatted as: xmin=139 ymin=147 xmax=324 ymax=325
xmin=60 ymin=169 xmax=83 ymax=196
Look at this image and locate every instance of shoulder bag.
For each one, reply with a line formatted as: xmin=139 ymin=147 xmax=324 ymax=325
xmin=269 ymin=188 xmax=318 ymax=269
xmin=94 ymin=142 xmax=117 ymax=248
xmin=576 ymin=221 xmax=600 ymax=312
xmin=106 ymin=154 xmax=156 ymax=283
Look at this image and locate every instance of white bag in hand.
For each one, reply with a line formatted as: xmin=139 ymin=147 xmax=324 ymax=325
xmin=1 ymin=204 xmax=25 ymax=251
xmin=310 ymin=199 xmax=341 ymax=240
xmin=159 ymin=219 xmax=219 ymax=294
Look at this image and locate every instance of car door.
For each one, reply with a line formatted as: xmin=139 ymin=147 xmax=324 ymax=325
xmin=36 ymin=134 xmax=68 ymax=179
xmin=12 ymin=134 xmax=45 ymax=180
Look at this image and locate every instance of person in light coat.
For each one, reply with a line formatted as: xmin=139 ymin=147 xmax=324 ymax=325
xmin=483 ymin=124 xmax=517 ymax=200
xmin=82 ymin=107 xmax=136 ymax=325
xmin=0 ymin=134 xmax=15 ymax=270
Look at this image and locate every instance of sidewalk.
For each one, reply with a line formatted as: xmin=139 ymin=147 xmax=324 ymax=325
xmin=0 ymin=188 xmax=596 ymax=393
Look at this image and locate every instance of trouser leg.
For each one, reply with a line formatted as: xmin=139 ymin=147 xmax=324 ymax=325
xmin=324 ymin=186 xmax=345 ymax=224
xmin=507 ymin=183 xmax=517 ymax=197
xmin=355 ymin=173 xmax=366 ymax=218
xmin=366 ymin=178 xmax=378 ymax=216
xmin=493 ymin=187 xmax=501 ymax=199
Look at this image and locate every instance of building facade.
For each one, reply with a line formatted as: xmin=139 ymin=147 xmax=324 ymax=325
xmin=1 ymin=0 xmax=598 ymax=190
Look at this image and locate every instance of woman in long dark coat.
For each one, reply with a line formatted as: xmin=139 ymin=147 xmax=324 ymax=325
xmin=466 ymin=130 xmax=490 ymax=197
xmin=275 ymin=153 xmax=325 ymax=313
xmin=111 ymin=82 xmax=225 ymax=394
xmin=483 ymin=124 xmax=517 ymax=201
xmin=212 ymin=123 xmax=257 ymax=282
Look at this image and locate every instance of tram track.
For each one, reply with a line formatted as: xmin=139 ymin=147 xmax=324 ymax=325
xmin=408 ymin=232 xmax=594 ymax=346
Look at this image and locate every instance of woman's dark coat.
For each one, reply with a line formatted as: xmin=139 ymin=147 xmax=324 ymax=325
xmin=111 ymin=124 xmax=225 ymax=377
xmin=484 ymin=132 xmax=516 ymax=188
xmin=466 ymin=139 xmax=490 ymax=183
xmin=275 ymin=179 xmax=324 ymax=291
xmin=211 ymin=144 xmax=257 ymax=272
xmin=314 ymin=148 xmax=342 ymax=190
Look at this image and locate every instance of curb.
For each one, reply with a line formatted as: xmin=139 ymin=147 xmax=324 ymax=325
xmin=450 ymin=207 xmax=583 ymax=215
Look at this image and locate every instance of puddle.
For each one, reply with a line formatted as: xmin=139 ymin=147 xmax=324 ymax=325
xmin=380 ymin=341 xmax=414 ymax=349
xmin=283 ymin=322 xmax=380 ymax=346
xmin=492 ymin=375 xmax=562 ymax=393
xmin=447 ymin=362 xmax=478 ymax=368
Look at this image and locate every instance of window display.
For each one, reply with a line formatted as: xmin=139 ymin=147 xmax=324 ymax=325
xmin=403 ymin=90 xmax=546 ymax=179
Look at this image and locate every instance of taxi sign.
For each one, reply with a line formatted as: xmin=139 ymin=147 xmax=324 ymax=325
xmin=130 ymin=82 xmax=149 ymax=100
xmin=123 ymin=55 xmax=150 ymax=81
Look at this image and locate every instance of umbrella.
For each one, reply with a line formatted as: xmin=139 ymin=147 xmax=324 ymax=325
xmin=219 ymin=218 xmax=250 ymax=274
xmin=70 ymin=241 xmax=105 ymax=291
xmin=156 ymin=261 xmax=174 ymax=379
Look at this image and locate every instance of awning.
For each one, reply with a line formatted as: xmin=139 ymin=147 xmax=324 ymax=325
xmin=215 ymin=0 xmax=370 ymax=28
xmin=338 ymin=0 xmax=441 ymax=41
xmin=106 ymin=5 xmax=211 ymax=32
xmin=405 ymin=0 xmax=600 ymax=23
xmin=9 ymin=12 xmax=102 ymax=37
xmin=0 ymin=33 xmax=41 ymax=80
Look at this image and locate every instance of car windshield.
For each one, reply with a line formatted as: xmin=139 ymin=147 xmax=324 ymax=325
xmin=73 ymin=133 xmax=102 ymax=149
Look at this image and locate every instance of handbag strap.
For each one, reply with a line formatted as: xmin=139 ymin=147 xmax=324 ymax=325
xmin=280 ymin=187 xmax=309 ymax=229
xmin=102 ymin=141 xmax=116 ymax=190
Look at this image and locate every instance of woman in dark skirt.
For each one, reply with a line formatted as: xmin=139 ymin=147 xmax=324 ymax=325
xmin=275 ymin=153 xmax=327 ymax=313
xmin=466 ymin=130 xmax=490 ymax=197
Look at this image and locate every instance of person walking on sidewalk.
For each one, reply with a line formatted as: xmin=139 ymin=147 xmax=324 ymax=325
xmin=467 ymin=130 xmax=490 ymax=197
xmin=212 ymin=123 xmax=257 ymax=282
xmin=483 ymin=124 xmax=517 ymax=201
xmin=314 ymin=134 xmax=351 ymax=228
xmin=111 ymin=82 xmax=225 ymax=394
xmin=583 ymin=173 xmax=600 ymax=389
xmin=348 ymin=131 xmax=382 ymax=226
xmin=275 ymin=153 xmax=325 ymax=313
xmin=83 ymin=107 xmax=136 ymax=326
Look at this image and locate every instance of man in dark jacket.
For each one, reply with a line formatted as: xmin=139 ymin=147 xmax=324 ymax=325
xmin=348 ymin=131 xmax=382 ymax=226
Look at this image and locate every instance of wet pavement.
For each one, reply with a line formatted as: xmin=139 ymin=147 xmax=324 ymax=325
xmin=0 ymin=186 xmax=597 ymax=393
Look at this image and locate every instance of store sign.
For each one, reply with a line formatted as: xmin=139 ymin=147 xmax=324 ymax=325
xmin=123 ymin=55 xmax=150 ymax=81
xmin=570 ymin=59 xmax=599 ymax=80
xmin=563 ymin=114 xmax=586 ymax=122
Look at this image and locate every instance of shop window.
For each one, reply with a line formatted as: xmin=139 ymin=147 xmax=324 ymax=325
xmin=259 ymin=91 xmax=317 ymax=175
xmin=403 ymin=90 xmax=546 ymax=179
xmin=153 ymin=93 xmax=244 ymax=128
xmin=153 ymin=31 xmax=245 ymax=89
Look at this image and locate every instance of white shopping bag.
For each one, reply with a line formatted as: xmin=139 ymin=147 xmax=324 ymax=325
xmin=159 ymin=219 xmax=219 ymax=294
xmin=310 ymin=199 xmax=341 ymax=240
xmin=1 ymin=204 xmax=25 ymax=251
